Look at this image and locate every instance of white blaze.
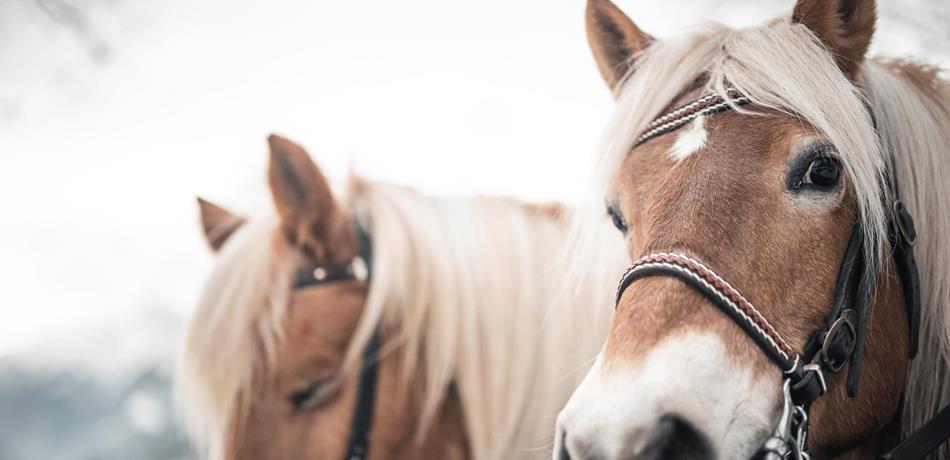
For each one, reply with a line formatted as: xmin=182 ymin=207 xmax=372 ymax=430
xmin=670 ymin=116 xmax=708 ymax=162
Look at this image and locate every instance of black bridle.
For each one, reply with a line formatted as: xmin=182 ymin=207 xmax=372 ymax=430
xmin=292 ymin=223 xmax=379 ymax=460
xmin=614 ymin=89 xmax=949 ymax=459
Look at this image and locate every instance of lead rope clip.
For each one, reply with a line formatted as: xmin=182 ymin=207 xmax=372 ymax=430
xmin=758 ymin=380 xmax=795 ymax=460
xmin=793 ymin=405 xmax=811 ymax=460
xmin=757 ymin=379 xmax=813 ymax=460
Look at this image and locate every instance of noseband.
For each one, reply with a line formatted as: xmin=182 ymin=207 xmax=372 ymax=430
xmin=292 ymin=222 xmax=378 ymax=460
xmin=612 ymin=89 xmax=950 ymax=459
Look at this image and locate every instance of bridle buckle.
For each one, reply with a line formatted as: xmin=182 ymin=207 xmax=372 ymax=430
xmin=820 ymin=313 xmax=856 ymax=373
xmin=801 ymin=364 xmax=827 ymax=396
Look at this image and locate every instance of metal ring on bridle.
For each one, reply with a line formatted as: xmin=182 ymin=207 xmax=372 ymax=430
xmin=821 ymin=314 xmax=856 ymax=373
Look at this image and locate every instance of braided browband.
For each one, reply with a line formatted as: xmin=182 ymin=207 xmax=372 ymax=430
xmin=635 ymin=88 xmax=750 ymax=147
xmin=616 ymin=252 xmax=800 ymax=374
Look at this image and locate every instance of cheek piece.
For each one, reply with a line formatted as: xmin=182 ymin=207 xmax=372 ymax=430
xmin=614 ymin=89 xmax=946 ymax=460
xmin=292 ymin=222 xmax=379 ymax=460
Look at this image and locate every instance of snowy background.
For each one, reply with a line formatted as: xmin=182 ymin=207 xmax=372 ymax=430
xmin=0 ymin=0 xmax=947 ymax=458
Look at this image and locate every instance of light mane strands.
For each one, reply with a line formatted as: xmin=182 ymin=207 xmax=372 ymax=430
xmin=861 ymin=61 xmax=950 ymax=452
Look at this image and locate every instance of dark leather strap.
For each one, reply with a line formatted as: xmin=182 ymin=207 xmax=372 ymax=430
xmin=878 ymin=405 xmax=950 ymax=460
xmin=344 ymin=223 xmax=377 ymax=460
xmin=847 ymin=239 xmax=877 ymax=397
xmin=345 ymin=329 xmax=381 ymax=460
xmin=293 ymin=260 xmax=360 ymax=288
xmin=287 ymin=221 xmax=379 ymax=460
xmin=889 ymin=200 xmax=921 ymax=359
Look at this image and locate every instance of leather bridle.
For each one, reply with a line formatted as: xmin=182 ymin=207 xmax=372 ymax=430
xmin=292 ymin=223 xmax=379 ymax=460
xmin=613 ymin=89 xmax=950 ymax=459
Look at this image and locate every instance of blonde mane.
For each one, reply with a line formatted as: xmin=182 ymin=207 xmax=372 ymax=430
xmin=176 ymin=214 xmax=293 ymax=460
xmin=862 ymin=60 xmax=950 ymax=454
xmin=590 ymin=17 xmax=950 ymax=457
xmin=177 ymin=178 xmax=626 ymax=460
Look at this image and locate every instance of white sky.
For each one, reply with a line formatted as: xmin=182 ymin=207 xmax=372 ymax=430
xmin=0 ymin=0 xmax=947 ymax=355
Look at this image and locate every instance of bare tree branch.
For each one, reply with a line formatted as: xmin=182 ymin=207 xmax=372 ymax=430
xmin=33 ymin=0 xmax=111 ymax=63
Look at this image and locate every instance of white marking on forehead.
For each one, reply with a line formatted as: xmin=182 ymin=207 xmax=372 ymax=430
xmin=669 ymin=116 xmax=708 ymax=162
xmin=556 ymin=332 xmax=778 ymax=459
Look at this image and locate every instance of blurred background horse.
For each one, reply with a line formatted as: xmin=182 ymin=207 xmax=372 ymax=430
xmin=178 ymin=135 xmax=625 ymax=459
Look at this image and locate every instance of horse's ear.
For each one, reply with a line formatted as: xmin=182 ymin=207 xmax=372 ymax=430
xmin=792 ymin=0 xmax=876 ymax=79
xmin=267 ymin=134 xmax=342 ymax=254
xmin=586 ymin=0 xmax=654 ymax=92
xmin=197 ymin=197 xmax=246 ymax=253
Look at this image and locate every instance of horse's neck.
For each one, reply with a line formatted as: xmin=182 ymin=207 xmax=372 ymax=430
xmin=412 ymin=387 xmax=469 ymax=459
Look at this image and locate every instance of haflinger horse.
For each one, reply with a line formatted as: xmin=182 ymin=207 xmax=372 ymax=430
xmin=556 ymin=0 xmax=950 ymax=459
xmin=176 ymin=135 xmax=626 ymax=459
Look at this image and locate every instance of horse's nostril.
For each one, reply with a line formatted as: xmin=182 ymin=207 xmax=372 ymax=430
xmin=641 ymin=414 xmax=714 ymax=460
xmin=559 ymin=414 xmax=711 ymax=460
xmin=558 ymin=427 xmax=606 ymax=460
xmin=558 ymin=429 xmax=572 ymax=460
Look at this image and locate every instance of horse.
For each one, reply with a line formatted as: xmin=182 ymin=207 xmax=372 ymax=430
xmin=556 ymin=0 xmax=950 ymax=458
xmin=176 ymin=135 xmax=626 ymax=459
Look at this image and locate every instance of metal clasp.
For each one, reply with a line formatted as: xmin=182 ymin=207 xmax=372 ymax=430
xmin=758 ymin=380 xmax=795 ymax=460
xmin=349 ymin=256 xmax=369 ymax=282
xmin=801 ymin=363 xmax=827 ymax=396
xmin=758 ymin=379 xmax=813 ymax=460
xmin=793 ymin=405 xmax=811 ymax=460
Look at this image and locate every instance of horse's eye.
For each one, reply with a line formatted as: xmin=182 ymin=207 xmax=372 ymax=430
xmin=288 ymin=376 xmax=341 ymax=411
xmin=607 ymin=205 xmax=628 ymax=233
xmin=802 ymin=156 xmax=841 ymax=189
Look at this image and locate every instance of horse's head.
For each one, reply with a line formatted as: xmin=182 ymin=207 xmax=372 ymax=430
xmin=178 ymin=136 xmax=466 ymax=460
xmin=558 ymin=0 xmax=916 ymax=458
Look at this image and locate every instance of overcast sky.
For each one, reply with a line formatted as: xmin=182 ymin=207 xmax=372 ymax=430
xmin=1 ymin=0 xmax=947 ymax=355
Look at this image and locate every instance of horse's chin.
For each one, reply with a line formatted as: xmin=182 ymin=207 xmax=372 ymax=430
xmin=729 ymin=421 xmax=776 ymax=459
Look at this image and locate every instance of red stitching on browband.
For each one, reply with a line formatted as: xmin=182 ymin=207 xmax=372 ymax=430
xmin=636 ymin=88 xmax=749 ymax=147
xmin=646 ymin=93 xmax=726 ymax=128
xmin=625 ymin=253 xmax=796 ymax=360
